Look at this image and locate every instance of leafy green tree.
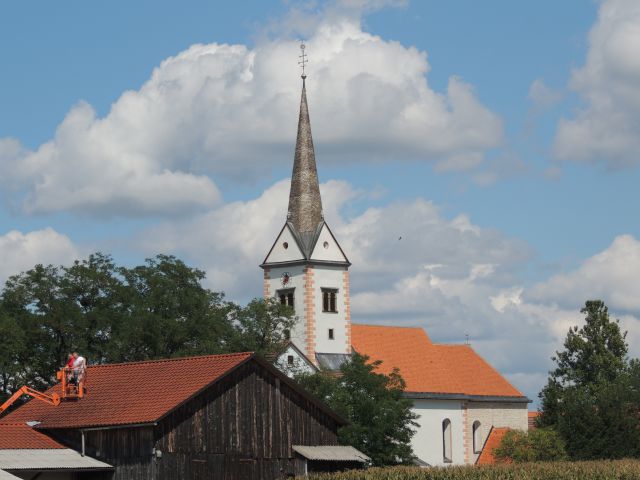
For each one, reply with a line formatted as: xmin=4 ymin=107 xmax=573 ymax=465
xmin=494 ymin=428 xmax=567 ymax=463
xmin=225 ymin=297 xmax=296 ymax=357
xmin=297 ymin=353 xmax=417 ymax=466
xmin=112 ymin=254 xmax=233 ymax=361
xmin=539 ymin=300 xmax=640 ymax=459
xmin=0 ymin=310 xmax=25 ymax=402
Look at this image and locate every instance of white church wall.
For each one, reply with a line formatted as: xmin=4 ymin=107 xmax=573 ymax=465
xmin=274 ymin=345 xmax=317 ymax=377
xmin=313 ymin=265 xmax=350 ymax=354
xmin=266 ymin=264 xmax=308 ymax=354
xmin=411 ymin=399 xmax=465 ymax=466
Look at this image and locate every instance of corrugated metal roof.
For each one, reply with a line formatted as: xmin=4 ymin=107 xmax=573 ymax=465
xmin=0 ymin=470 xmax=20 ymax=479
xmin=315 ymin=353 xmax=351 ymax=371
xmin=0 ymin=449 xmax=112 ymax=470
xmin=293 ymin=445 xmax=370 ymax=462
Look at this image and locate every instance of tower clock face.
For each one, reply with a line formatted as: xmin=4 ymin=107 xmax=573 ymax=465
xmin=280 ymin=272 xmax=290 ymax=286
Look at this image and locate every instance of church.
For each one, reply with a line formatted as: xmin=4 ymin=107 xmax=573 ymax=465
xmin=262 ymin=69 xmax=530 ymax=466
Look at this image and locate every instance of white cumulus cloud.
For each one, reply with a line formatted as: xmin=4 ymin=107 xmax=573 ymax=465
xmin=554 ymin=0 xmax=640 ymax=168
xmin=0 ymin=4 xmax=502 ymax=217
xmin=0 ymin=228 xmax=80 ymax=284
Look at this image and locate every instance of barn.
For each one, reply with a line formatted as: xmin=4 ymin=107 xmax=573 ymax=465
xmin=0 ymin=352 xmax=368 ymax=479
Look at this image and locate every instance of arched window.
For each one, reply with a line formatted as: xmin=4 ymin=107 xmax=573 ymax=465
xmin=442 ymin=418 xmax=452 ymax=463
xmin=472 ymin=420 xmax=482 ymax=454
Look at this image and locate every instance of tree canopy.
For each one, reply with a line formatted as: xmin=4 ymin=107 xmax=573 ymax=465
xmin=296 ymin=353 xmax=417 ymax=466
xmin=0 ymin=253 xmax=294 ymax=403
xmin=539 ymin=300 xmax=640 ymax=459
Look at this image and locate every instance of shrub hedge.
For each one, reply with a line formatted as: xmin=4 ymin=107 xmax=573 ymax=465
xmin=304 ymin=460 xmax=640 ymax=480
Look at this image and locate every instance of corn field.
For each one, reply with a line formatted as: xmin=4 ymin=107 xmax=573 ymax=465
xmin=304 ymin=460 xmax=640 ymax=480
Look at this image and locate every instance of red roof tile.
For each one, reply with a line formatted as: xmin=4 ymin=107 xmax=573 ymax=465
xmin=0 ymin=352 xmax=252 ymax=429
xmin=528 ymin=411 xmax=539 ymax=429
xmin=0 ymin=423 xmax=66 ymax=449
xmin=476 ymin=427 xmax=510 ymax=465
xmin=351 ymin=324 xmax=524 ymax=398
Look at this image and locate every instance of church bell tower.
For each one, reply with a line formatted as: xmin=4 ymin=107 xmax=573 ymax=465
xmin=261 ymin=51 xmax=351 ymax=363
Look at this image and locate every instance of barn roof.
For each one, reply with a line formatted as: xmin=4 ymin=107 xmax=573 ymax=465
xmin=0 ymin=423 xmax=66 ymax=449
xmin=351 ymin=324 xmax=526 ymax=400
xmin=0 ymin=352 xmax=347 ymax=430
xmin=0 ymin=353 xmax=254 ymax=429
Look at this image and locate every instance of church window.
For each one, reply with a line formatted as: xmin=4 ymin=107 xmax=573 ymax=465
xmin=287 ymin=355 xmax=294 ymax=366
xmin=473 ymin=421 xmax=482 ymax=454
xmin=278 ymin=289 xmax=295 ymax=309
xmin=442 ymin=419 xmax=452 ymax=463
xmin=283 ymin=242 xmax=289 ymax=249
xmin=328 ymin=328 xmax=334 ymax=340
xmin=322 ymin=288 xmax=338 ymax=313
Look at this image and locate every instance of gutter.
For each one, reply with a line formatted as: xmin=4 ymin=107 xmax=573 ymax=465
xmin=403 ymin=392 xmax=531 ymax=403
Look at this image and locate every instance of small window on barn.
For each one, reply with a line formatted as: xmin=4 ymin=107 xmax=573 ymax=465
xmin=322 ymin=288 xmax=338 ymax=313
xmin=287 ymin=355 xmax=294 ymax=366
xmin=473 ymin=421 xmax=482 ymax=454
xmin=442 ymin=418 xmax=452 ymax=463
xmin=328 ymin=328 xmax=334 ymax=340
xmin=278 ymin=289 xmax=295 ymax=310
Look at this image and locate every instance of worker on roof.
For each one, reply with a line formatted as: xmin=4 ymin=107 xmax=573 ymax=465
xmin=65 ymin=353 xmax=75 ymax=383
xmin=72 ymin=351 xmax=86 ymax=385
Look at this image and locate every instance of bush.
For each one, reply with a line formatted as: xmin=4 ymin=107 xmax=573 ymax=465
xmin=494 ymin=428 xmax=567 ymax=463
xmin=303 ymin=460 xmax=640 ymax=480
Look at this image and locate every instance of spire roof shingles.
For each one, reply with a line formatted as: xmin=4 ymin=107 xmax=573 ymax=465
xmin=287 ymin=78 xmax=323 ymax=237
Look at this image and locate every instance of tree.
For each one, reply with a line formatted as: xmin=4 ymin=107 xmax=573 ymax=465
xmin=225 ymin=297 xmax=296 ymax=357
xmin=539 ymin=300 xmax=640 ymax=459
xmin=297 ymin=353 xmax=417 ymax=466
xmin=494 ymin=428 xmax=567 ymax=463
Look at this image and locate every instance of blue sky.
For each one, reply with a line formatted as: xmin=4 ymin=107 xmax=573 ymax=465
xmin=1 ymin=0 xmax=639 ymax=403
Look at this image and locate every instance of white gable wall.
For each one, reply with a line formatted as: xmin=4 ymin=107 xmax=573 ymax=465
xmin=310 ymin=224 xmax=348 ymax=262
xmin=274 ymin=345 xmax=317 ymax=377
xmin=264 ymin=225 xmax=305 ymax=264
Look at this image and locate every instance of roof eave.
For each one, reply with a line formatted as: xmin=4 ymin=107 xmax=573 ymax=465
xmin=403 ymin=392 xmax=531 ymax=403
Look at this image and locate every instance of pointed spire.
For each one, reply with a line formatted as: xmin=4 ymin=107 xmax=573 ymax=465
xmin=287 ymin=76 xmax=323 ymax=236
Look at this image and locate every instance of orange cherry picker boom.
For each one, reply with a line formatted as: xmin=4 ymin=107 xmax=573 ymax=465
xmin=0 ymin=367 xmax=86 ymax=415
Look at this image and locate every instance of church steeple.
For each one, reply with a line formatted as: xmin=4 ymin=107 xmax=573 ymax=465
xmin=287 ymin=77 xmax=323 ymax=238
xmin=261 ymin=44 xmax=351 ymax=364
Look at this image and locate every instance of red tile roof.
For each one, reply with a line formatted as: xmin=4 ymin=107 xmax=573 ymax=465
xmin=0 ymin=352 xmax=253 ymax=429
xmin=351 ymin=324 xmax=524 ymax=398
xmin=0 ymin=423 xmax=66 ymax=449
xmin=528 ymin=411 xmax=539 ymax=429
xmin=476 ymin=427 xmax=510 ymax=465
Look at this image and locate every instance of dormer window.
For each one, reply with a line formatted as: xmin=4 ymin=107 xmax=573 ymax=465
xmin=322 ymin=288 xmax=338 ymax=313
xmin=278 ymin=289 xmax=294 ymax=309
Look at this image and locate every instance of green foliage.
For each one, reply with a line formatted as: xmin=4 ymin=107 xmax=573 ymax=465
xmin=225 ymin=297 xmax=296 ymax=356
xmin=494 ymin=428 xmax=567 ymax=463
xmin=302 ymin=460 xmax=640 ymax=480
xmin=0 ymin=253 xmax=296 ymax=404
xmin=297 ymin=353 xmax=418 ymax=466
xmin=539 ymin=300 xmax=640 ymax=460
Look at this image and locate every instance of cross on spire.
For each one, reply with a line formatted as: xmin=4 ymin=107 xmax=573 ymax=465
xmin=298 ymin=42 xmax=308 ymax=79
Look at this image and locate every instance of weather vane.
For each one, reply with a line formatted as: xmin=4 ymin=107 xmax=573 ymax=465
xmin=298 ymin=41 xmax=308 ymax=78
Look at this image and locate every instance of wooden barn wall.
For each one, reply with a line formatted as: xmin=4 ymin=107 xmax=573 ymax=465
xmin=154 ymin=360 xmax=342 ymax=479
xmin=48 ymin=426 xmax=155 ymax=480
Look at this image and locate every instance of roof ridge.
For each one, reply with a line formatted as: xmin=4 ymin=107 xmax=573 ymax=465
xmin=352 ymin=323 xmax=424 ymax=330
xmin=87 ymin=351 xmax=254 ymax=369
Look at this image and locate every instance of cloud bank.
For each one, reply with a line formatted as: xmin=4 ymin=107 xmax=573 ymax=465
xmin=0 ymin=4 xmax=502 ymax=217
